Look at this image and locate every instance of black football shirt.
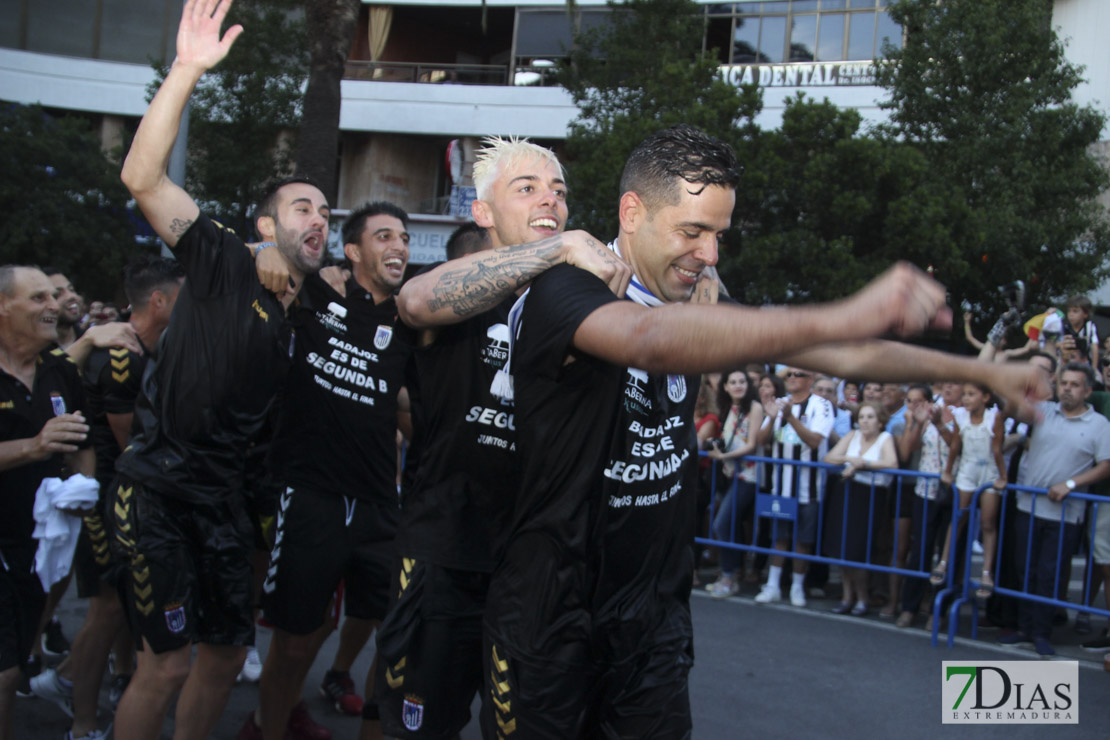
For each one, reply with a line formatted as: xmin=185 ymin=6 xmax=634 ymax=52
xmin=394 ymin=280 xmax=520 ymax=572
xmin=485 ymin=264 xmax=698 ymax=660
xmin=0 ymin=348 xmax=89 ymax=544
xmin=269 ymin=274 xmax=413 ymax=504
xmin=116 ymin=213 xmax=292 ymax=503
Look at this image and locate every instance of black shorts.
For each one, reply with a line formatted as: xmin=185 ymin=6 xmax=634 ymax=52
xmin=73 ymin=505 xmax=117 ymax=599
xmin=244 ymin=482 xmax=282 ymax=552
xmin=479 ymin=634 xmax=693 ymax=740
xmin=261 ymin=487 xmax=396 ymax=635
xmin=111 ymin=478 xmax=254 ymax=654
xmin=0 ymin=544 xmax=46 ymax=672
xmin=376 ymin=559 xmax=489 ymax=739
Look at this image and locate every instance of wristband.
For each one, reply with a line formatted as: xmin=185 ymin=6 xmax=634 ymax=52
xmin=253 ymin=241 xmax=276 ymax=258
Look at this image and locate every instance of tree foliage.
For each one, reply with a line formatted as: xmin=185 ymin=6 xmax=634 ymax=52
xmin=151 ymin=0 xmax=307 ymax=237
xmin=724 ymin=96 xmax=961 ymax=306
xmin=0 ymin=103 xmax=145 ymax=300
xmin=558 ymin=0 xmax=761 ymax=239
xmin=875 ymin=0 xmax=1110 ymax=319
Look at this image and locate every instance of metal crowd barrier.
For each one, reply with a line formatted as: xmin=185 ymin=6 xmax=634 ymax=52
xmin=697 ymin=448 xmax=959 ymax=643
xmin=697 ymin=452 xmax=1110 ymax=650
xmin=947 ymin=482 xmax=1110 ymax=647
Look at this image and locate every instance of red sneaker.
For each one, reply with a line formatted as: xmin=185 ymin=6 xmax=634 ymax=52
xmin=319 ymin=670 xmax=363 ymax=716
xmin=288 ymin=700 xmax=332 ymax=740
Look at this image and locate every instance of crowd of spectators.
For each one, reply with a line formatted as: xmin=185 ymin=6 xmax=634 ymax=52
xmin=699 ymin=304 xmax=1110 ymax=663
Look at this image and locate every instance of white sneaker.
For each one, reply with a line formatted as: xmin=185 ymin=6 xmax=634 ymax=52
xmin=790 ymin=584 xmax=807 ymax=607
xmin=67 ymin=730 xmax=108 ymax=740
xmin=707 ymin=577 xmax=738 ymax=599
xmin=29 ymin=668 xmax=74 ymax=717
xmin=754 ymin=584 xmax=781 ymax=603
xmin=237 ymin=646 xmax=262 ymax=683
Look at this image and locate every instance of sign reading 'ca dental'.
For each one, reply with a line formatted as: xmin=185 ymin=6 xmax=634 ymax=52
xmin=720 ymin=61 xmax=878 ymax=88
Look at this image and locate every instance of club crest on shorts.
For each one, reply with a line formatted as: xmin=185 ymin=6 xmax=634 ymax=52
xmin=163 ymin=603 xmax=186 ymax=634
xmin=667 ymin=374 xmax=687 ymax=403
xmin=50 ymin=392 xmax=66 ymax=416
xmin=374 ymin=324 xmax=394 ymax=350
xmin=402 ymin=695 xmax=424 ymax=731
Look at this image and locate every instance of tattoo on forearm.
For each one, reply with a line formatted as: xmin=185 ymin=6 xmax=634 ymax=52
xmin=425 ymin=236 xmax=562 ymax=317
xmin=169 ymin=218 xmax=194 ymax=237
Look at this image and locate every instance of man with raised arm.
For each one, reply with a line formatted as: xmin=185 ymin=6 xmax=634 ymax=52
xmin=479 ymin=124 xmax=1047 ymax=738
xmin=113 ymin=1 xmax=328 ymax=738
xmin=372 ymin=137 xmax=630 ymax=740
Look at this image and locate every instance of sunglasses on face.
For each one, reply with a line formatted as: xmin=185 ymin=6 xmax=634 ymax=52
xmin=785 ymin=372 xmax=811 ymax=378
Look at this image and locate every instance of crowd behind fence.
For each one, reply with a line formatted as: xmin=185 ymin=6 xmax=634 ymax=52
xmin=696 ymin=453 xmax=1110 ymax=650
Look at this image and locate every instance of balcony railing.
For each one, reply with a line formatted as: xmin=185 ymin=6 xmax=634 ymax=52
xmin=342 ymin=60 xmax=565 ymax=88
xmin=344 ymin=61 xmax=509 ymax=85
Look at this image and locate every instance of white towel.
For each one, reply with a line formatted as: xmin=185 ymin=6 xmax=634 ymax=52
xmin=32 ymin=474 xmax=100 ymax=590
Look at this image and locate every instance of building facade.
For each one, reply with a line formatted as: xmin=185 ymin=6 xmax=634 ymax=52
xmin=2 ymin=0 xmax=1107 ymax=265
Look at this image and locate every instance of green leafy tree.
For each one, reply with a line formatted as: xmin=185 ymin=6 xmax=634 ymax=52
xmin=557 ymin=0 xmax=761 ymax=239
xmin=0 ymin=103 xmax=145 ymax=300
xmin=151 ymin=0 xmax=308 ymax=237
xmin=723 ymin=95 xmax=962 ymax=306
xmin=875 ymin=0 xmax=1109 ymax=322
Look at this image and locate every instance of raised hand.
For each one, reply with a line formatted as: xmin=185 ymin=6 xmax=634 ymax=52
xmin=848 ymin=262 xmax=952 ymax=339
xmin=176 ymin=0 xmax=243 ymax=72
xmin=560 ymin=230 xmax=632 ymax=298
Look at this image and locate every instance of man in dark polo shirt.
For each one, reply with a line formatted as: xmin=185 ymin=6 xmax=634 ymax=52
xmin=0 ymin=264 xmax=94 ymax=740
xmin=480 ymin=125 xmax=1048 ymax=738
xmin=241 ymin=201 xmax=416 ymax=740
xmin=113 ymin=3 xmax=329 ymax=738
xmin=31 ymin=258 xmax=184 ymax=740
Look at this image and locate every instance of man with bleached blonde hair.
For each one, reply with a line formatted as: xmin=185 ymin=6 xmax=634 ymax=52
xmin=369 ymin=137 xmax=629 ymax=739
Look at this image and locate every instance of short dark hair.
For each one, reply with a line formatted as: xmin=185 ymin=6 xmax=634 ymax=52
xmin=1061 ymin=361 xmax=1096 ymax=389
xmin=907 ymin=383 xmax=932 ymax=400
xmin=619 ymin=124 xmax=740 ymax=212
xmin=253 ymin=176 xmax=325 ymax=231
xmin=124 ymin=257 xmax=185 ymax=309
xmin=1065 ymin=295 xmax=1092 ymax=314
xmin=446 ymin=222 xmax=490 ymax=261
xmin=343 ymin=201 xmax=410 ymax=247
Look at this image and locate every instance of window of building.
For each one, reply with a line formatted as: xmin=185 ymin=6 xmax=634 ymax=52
xmin=711 ymin=0 xmax=901 ymax=64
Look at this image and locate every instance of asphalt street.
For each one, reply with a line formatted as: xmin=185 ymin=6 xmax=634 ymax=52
xmin=15 ymin=582 xmax=1109 ymax=739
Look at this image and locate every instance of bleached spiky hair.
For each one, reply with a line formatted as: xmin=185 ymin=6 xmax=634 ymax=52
xmin=472 ymin=136 xmax=565 ymax=201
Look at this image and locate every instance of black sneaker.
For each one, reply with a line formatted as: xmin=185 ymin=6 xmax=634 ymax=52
xmin=15 ymin=654 xmax=42 ymax=698
xmin=1082 ymin=628 xmax=1110 ymax=652
xmin=42 ymin=618 xmax=70 ymax=657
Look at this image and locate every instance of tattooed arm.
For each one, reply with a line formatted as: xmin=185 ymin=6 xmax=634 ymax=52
xmin=396 ymin=229 xmax=632 ymax=329
xmin=121 ymin=0 xmax=243 ymax=247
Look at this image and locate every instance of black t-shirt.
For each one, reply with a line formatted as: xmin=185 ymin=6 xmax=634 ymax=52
xmin=84 ymin=344 xmax=145 ymax=489
xmin=0 ymin=348 xmax=89 ymax=545
xmin=485 ymin=264 xmax=698 ymax=660
xmin=269 ymin=275 xmax=414 ymax=503
xmin=394 ymin=280 xmax=520 ymax=572
xmin=116 ymin=213 xmax=292 ymax=503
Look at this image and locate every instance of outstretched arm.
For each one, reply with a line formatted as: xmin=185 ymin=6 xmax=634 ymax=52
xmin=572 ymin=262 xmax=949 ymax=372
xmin=397 ymin=230 xmax=631 ymax=329
xmin=120 ymin=0 xmax=242 ymax=246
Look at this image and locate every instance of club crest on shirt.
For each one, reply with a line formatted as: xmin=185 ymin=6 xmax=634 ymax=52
xmin=374 ymin=325 xmax=394 ymax=350
xmin=163 ymin=603 xmax=186 ymax=634
xmin=50 ymin=393 xmax=66 ymax=416
xmin=482 ymin=323 xmax=510 ymax=369
xmin=402 ymin=695 xmax=424 ymax=730
xmin=667 ymin=374 xmax=687 ymax=403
